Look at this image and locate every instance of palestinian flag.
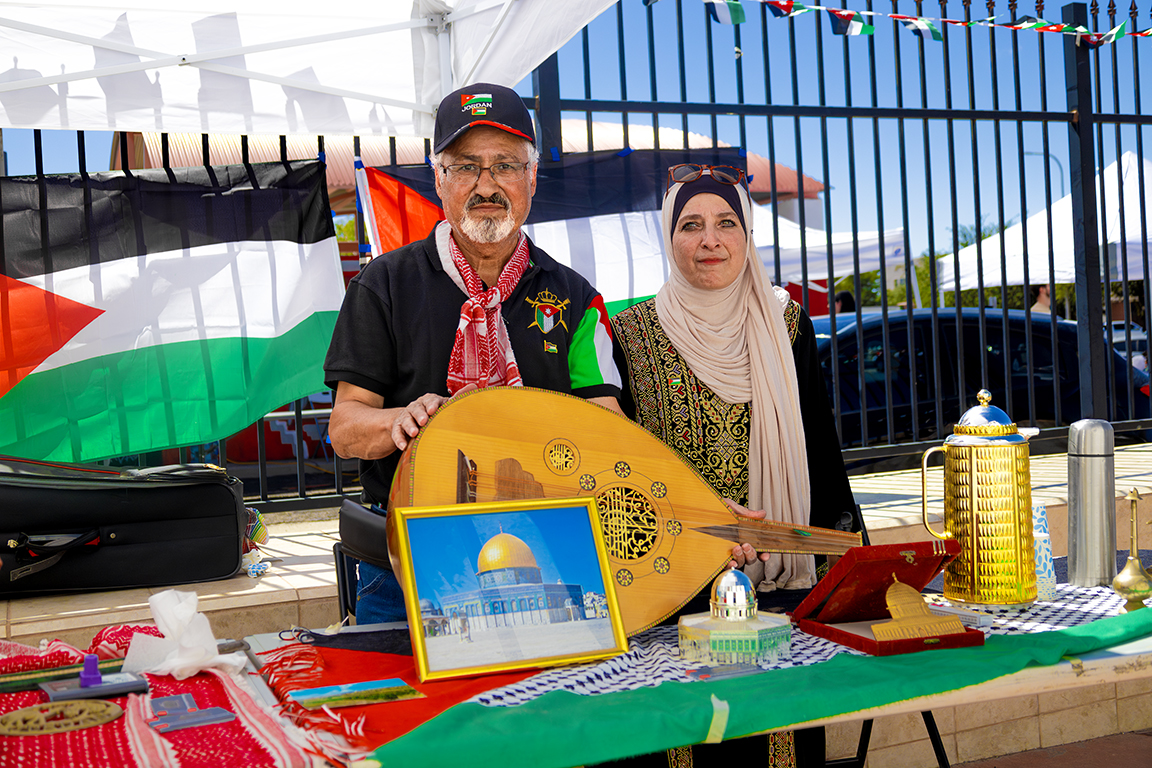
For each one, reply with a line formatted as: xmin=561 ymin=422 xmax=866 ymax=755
xmin=0 ymin=161 xmax=343 ymax=463
xmin=706 ymin=0 xmax=747 ymax=25
xmin=891 ymin=15 xmax=942 ymax=42
xmin=763 ymin=1 xmax=811 ymax=18
xmin=826 ymin=9 xmax=875 ymax=36
xmin=359 ymin=148 xmax=746 ymax=316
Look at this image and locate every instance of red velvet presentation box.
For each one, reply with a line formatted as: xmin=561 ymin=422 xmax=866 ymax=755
xmin=791 ymin=540 xmax=986 ymax=656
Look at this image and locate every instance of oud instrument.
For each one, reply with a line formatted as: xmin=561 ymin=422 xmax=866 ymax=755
xmin=387 ymin=386 xmax=860 ymax=635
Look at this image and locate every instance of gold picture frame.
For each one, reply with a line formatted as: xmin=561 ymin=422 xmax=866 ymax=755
xmin=391 ymin=496 xmax=628 ymax=682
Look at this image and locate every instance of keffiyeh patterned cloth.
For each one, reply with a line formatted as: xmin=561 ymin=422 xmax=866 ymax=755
xmin=0 ymin=630 xmax=309 ymax=768
xmin=470 ymin=584 xmax=1131 ymax=708
xmin=440 ymin=223 xmax=529 ymax=395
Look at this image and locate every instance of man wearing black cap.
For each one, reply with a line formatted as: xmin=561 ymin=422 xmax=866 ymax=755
xmin=324 ymin=84 xmax=623 ymax=623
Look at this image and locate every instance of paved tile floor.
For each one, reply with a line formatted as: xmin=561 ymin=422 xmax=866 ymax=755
xmin=954 ymin=728 xmax=1152 ymax=767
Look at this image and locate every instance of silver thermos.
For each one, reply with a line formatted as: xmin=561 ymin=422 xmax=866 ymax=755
xmin=1067 ymin=419 xmax=1117 ymax=587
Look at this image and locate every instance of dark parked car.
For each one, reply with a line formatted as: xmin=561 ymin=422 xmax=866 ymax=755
xmin=812 ymin=309 xmax=1152 ymax=449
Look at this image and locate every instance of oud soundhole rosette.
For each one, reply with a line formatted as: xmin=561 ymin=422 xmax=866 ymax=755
xmin=596 ymin=486 xmax=659 ymax=561
xmin=543 ymin=439 xmax=579 ymax=475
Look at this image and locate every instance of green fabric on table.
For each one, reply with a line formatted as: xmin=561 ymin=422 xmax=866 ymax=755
xmin=361 ymin=609 xmax=1152 ymax=768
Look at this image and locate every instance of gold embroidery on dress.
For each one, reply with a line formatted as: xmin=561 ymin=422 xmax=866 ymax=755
xmin=665 ymin=745 xmax=693 ymax=768
xmin=782 ymin=299 xmax=801 ymax=345
xmin=612 ymin=300 xmax=749 ymax=504
xmin=768 ymin=730 xmax=797 ymax=768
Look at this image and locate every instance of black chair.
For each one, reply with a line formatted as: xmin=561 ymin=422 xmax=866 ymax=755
xmin=332 ymin=541 xmax=359 ymax=623
xmin=820 ymin=505 xmax=950 ymax=768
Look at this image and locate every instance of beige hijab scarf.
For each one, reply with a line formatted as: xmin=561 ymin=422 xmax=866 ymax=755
xmin=654 ymin=175 xmax=814 ymax=589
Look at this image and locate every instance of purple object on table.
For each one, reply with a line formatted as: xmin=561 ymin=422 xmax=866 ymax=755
xmin=78 ymin=654 xmax=102 ymax=688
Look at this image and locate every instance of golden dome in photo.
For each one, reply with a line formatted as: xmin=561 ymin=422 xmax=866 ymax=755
xmin=477 ymin=532 xmax=539 ymax=573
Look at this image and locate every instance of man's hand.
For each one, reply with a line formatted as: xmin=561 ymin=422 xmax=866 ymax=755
xmin=391 ymin=393 xmax=448 ymax=451
xmin=330 ymin=382 xmax=451 ymax=460
xmin=722 ymin=498 xmax=771 ymax=569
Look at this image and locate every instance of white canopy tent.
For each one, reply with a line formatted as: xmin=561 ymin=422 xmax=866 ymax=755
xmin=937 ymin=151 xmax=1152 ymax=292
xmin=0 ymin=0 xmax=615 ymax=135
xmin=751 ymin=204 xmax=906 ymax=286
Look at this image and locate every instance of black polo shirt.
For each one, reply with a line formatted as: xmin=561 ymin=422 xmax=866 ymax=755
xmin=324 ymin=226 xmax=621 ymax=503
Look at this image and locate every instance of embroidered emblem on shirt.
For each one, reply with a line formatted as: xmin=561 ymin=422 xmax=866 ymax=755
xmin=526 ymin=289 xmax=570 ymax=334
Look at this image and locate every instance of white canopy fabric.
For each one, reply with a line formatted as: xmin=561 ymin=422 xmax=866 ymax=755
xmin=937 ymin=151 xmax=1152 ymax=292
xmin=522 ymin=204 xmax=905 ymax=306
xmin=0 ymin=0 xmax=614 ymax=136
xmin=751 ymin=204 xmax=906 ymax=285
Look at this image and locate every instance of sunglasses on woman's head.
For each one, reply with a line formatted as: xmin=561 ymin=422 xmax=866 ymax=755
xmin=667 ymin=164 xmax=747 ymax=189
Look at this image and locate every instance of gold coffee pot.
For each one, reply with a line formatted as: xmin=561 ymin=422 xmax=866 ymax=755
xmin=921 ymin=390 xmax=1037 ymax=607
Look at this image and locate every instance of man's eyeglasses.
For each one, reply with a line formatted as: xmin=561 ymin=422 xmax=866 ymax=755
xmin=440 ymin=162 xmax=530 ymax=186
xmin=667 ymin=164 xmax=746 ymax=189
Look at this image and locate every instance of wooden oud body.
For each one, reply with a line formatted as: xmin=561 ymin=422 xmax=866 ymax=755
xmin=388 ymin=387 xmax=857 ymax=635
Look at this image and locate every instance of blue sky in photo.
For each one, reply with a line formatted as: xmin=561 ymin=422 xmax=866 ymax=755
xmin=404 ymin=506 xmax=608 ymax=607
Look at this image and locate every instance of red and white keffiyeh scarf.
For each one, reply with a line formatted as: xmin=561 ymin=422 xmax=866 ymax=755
xmin=437 ymin=221 xmax=529 ymax=395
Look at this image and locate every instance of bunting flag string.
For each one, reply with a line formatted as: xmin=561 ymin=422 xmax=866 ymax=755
xmin=826 ymin=8 xmax=875 ymax=35
xmin=706 ymin=1 xmax=1141 ymax=47
xmin=892 ymin=13 xmax=943 ymax=42
xmin=706 ymin=0 xmax=748 ymax=24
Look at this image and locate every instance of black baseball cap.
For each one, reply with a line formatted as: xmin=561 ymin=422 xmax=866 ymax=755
xmin=432 ymin=83 xmax=536 ymax=155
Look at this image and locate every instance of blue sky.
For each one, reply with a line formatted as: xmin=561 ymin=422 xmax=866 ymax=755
xmin=4 ymin=0 xmax=1150 ymax=265
xmin=404 ymin=506 xmax=608 ymax=607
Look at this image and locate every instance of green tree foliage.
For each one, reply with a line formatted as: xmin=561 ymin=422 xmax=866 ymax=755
xmin=334 ymin=214 xmax=357 ymax=242
xmin=840 ymin=216 xmax=1145 ymax=325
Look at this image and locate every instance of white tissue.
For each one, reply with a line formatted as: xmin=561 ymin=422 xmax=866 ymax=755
xmin=122 ymin=589 xmax=247 ymax=679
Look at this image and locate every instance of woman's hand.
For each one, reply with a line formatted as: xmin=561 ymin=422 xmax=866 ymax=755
xmin=722 ymin=498 xmax=771 ymax=569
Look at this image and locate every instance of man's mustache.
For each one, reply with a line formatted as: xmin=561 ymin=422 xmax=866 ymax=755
xmin=464 ymin=193 xmax=510 ymax=211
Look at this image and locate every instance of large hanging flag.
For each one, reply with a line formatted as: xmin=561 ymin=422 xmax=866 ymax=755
xmin=0 ymin=161 xmax=344 ymax=463
xmin=706 ymin=0 xmax=747 ymax=25
xmin=826 ymin=8 xmax=874 ymax=36
xmin=891 ymin=15 xmax=942 ymax=42
xmin=355 ymin=158 xmax=445 ymax=257
xmin=361 ymin=148 xmax=745 ymax=315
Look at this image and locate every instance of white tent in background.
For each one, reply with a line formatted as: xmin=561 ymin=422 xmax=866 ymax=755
xmin=937 ymin=151 xmax=1152 ymax=292
xmin=523 ymin=204 xmax=905 ymax=308
xmin=0 ymin=0 xmax=615 ymax=135
xmin=751 ymin=204 xmax=906 ymax=285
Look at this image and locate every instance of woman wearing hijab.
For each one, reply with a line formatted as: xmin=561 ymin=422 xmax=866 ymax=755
xmin=610 ymin=164 xmax=858 ymax=766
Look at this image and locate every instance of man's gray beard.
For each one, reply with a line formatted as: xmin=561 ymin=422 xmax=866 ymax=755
xmin=458 ymin=209 xmax=517 ymax=244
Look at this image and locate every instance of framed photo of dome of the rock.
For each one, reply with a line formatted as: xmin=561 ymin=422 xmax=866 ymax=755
xmin=391 ymin=496 xmax=629 ymax=682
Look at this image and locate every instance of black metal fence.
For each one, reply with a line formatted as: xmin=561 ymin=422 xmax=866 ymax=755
xmin=530 ymin=0 xmax=1152 ymax=467
xmin=5 ymin=1 xmax=1152 ymax=510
